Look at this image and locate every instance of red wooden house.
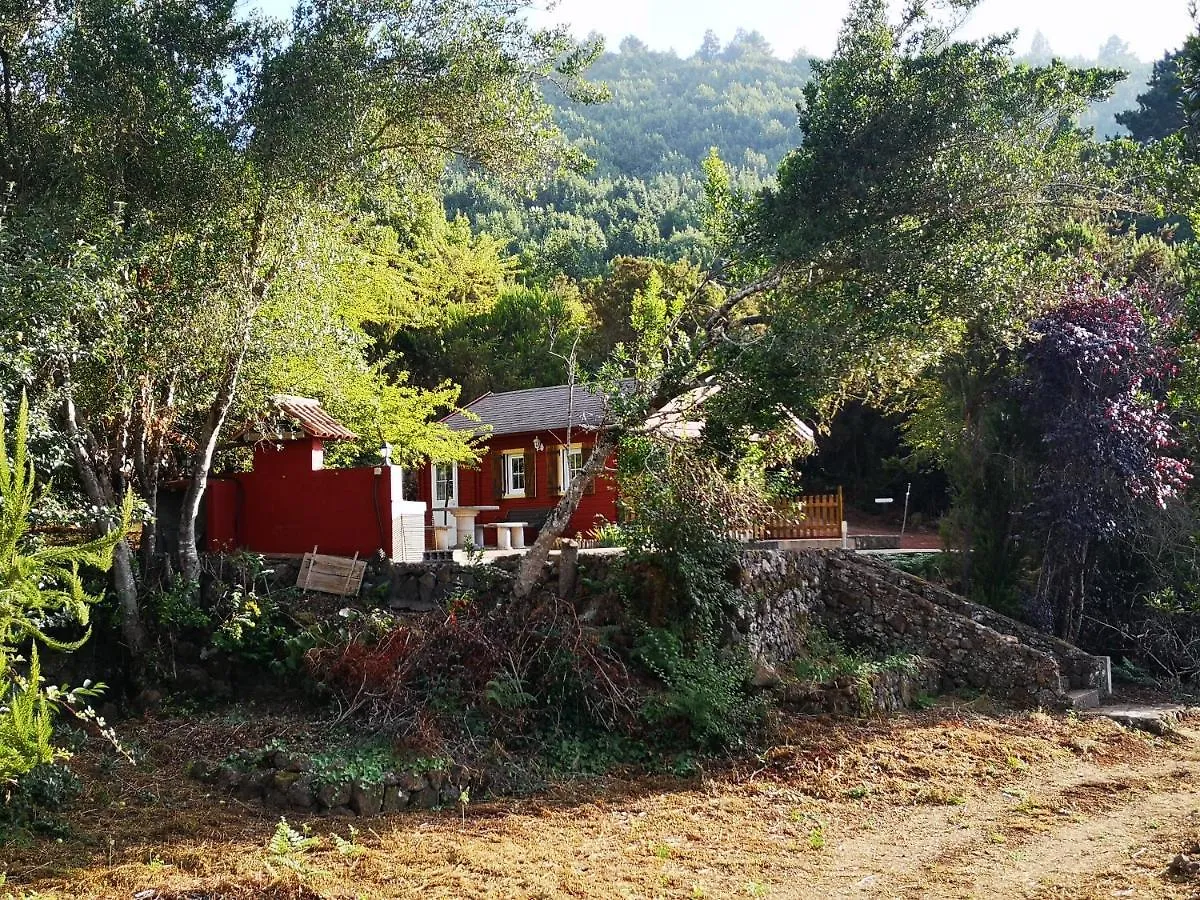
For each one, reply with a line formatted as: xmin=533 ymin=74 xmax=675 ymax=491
xmin=205 ymin=396 xmax=427 ymax=561
xmin=417 ymin=384 xmax=620 ymax=548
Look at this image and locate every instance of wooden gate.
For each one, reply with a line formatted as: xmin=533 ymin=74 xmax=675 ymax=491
xmin=746 ymin=488 xmax=844 ymax=541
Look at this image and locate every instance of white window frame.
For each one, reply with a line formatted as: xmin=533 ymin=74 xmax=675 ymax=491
xmin=433 ymin=462 xmax=457 ymax=503
xmin=503 ymin=450 xmax=526 ymax=498
xmin=558 ymin=443 xmax=585 ymax=494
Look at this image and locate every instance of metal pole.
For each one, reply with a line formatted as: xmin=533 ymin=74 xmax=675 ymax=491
xmin=900 ymin=482 xmax=912 ymax=540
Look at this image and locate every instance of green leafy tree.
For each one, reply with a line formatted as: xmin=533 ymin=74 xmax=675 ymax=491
xmin=0 ymin=0 xmax=602 ymax=650
xmin=511 ymin=0 xmax=1133 ymax=599
xmin=1118 ymin=50 xmax=1187 ymax=142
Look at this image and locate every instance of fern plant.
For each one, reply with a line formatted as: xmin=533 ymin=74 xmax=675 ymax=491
xmin=266 ymin=817 xmax=323 ymax=878
xmin=0 ymin=392 xmax=131 ymax=782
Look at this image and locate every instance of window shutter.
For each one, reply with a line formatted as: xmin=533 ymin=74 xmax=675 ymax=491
xmin=492 ymin=452 xmax=504 ymax=498
xmin=524 ymin=447 xmax=537 ymax=498
xmin=548 ymin=447 xmax=561 ymax=495
xmin=584 ymin=445 xmax=597 ymax=495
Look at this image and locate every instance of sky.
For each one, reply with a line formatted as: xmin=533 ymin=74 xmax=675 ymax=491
xmin=249 ymin=0 xmax=1195 ymax=63
xmin=529 ymin=0 xmax=1194 ymax=62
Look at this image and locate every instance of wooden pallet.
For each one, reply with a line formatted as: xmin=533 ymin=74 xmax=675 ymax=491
xmin=295 ymin=549 xmax=367 ymax=596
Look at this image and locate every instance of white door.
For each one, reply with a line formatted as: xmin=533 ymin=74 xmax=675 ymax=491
xmin=432 ymin=462 xmax=458 ymax=543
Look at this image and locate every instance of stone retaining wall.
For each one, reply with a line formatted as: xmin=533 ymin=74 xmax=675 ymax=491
xmin=250 ymin=547 xmax=1102 ymax=709
xmin=189 ymin=751 xmax=488 ymax=816
xmin=817 ymin=554 xmax=1064 ymax=706
xmin=853 ymin=558 xmax=1111 ymax=695
xmin=736 ymin=550 xmax=1107 ymax=708
xmin=781 ymin=658 xmax=942 ymax=717
xmin=735 ymin=551 xmax=823 ymax=666
xmin=258 ymin=551 xmax=624 ymax=612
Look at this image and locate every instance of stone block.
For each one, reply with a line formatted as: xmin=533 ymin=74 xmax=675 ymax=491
xmin=235 ymin=770 xmax=270 ymax=802
xmin=213 ymin=765 xmax=241 ymax=793
xmin=273 ymin=770 xmax=301 ymax=792
xmin=317 ymin=781 xmax=352 ymax=810
xmin=414 ymin=786 xmax=440 ymax=809
xmin=350 ymin=781 xmax=384 ymax=816
xmin=381 ymin=781 xmax=407 ymax=813
xmin=287 ymin=776 xmax=315 ymax=810
xmin=398 ymin=772 xmax=427 ymax=793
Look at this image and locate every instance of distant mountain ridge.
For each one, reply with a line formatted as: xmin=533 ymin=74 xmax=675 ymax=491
xmin=444 ymin=29 xmax=1155 ymax=277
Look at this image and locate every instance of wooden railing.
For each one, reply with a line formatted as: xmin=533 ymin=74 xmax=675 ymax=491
xmin=31 ymin=523 xmax=143 ymax=549
xmin=562 ymin=488 xmax=845 ymax=548
xmin=740 ymin=488 xmax=844 ymax=541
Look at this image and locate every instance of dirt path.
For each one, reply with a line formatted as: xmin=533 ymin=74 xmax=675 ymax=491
xmin=814 ymin=734 xmax=1200 ymax=899
xmin=10 ymin=710 xmax=1200 ymax=899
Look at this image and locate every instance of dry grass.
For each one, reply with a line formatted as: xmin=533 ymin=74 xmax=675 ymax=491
xmin=2 ymin=703 xmax=1194 ymax=899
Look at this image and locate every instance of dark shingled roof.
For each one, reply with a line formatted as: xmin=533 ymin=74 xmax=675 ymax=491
xmin=442 ymin=384 xmax=615 ymax=436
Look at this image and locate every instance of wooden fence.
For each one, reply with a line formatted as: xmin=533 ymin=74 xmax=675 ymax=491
xmin=564 ymin=488 xmax=845 ymax=549
xmin=741 ymin=488 xmax=844 ymax=542
xmin=31 ymin=523 xmax=143 ymax=549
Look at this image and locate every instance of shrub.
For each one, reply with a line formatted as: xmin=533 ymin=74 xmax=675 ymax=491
xmin=636 ymin=628 xmax=761 ymax=749
xmin=792 ymin=628 xmax=923 ymax=714
xmin=616 ymin=436 xmax=761 ymax=633
xmin=305 ymin=589 xmax=638 ymax=748
xmin=586 ymin=517 xmax=628 ymax=548
xmin=1016 ymin=280 xmax=1190 ymax=639
xmin=0 ymin=762 xmax=82 ymax=840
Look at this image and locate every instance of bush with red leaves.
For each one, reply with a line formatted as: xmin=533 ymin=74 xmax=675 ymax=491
xmin=1017 ymin=278 xmax=1191 ymax=639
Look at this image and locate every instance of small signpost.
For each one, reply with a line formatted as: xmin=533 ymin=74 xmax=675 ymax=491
xmin=877 ymin=485 xmax=913 ymax=540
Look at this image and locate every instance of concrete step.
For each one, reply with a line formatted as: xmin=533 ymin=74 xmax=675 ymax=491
xmin=1079 ymin=702 xmax=1187 ymax=735
xmin=1066 ymin=688 xmax=1102 ymax=710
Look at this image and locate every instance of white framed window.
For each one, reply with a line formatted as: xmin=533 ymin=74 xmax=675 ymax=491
xmin=503 ymin=450 xmax=526 ymax=497
xmin=559 ymin=444 xmax=585 ymax=493
xmin=433 ymin=462 xmax=456 ymax=503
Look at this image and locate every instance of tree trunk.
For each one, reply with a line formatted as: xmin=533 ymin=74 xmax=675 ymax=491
xmin=513 ymin=430 xmax=617 ymax=600
xmin=111 ymin=539 xmax=147 ymax=656
xmin=177 ymin=204 xmax=279 ymax=583
xmin=177 ymin=351 xmax=246 ymax=584
xmin=61 ymin=391 xmax=147 ymax=655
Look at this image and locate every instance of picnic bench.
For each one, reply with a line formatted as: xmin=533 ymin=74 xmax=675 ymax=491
xmin=482 ymin=521 xmax=529 ymax=550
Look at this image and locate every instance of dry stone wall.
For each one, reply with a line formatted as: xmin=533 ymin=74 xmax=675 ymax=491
xmin=251 ymin=547 xmax=1103 ymax=709
xmin=736 ymin=550 xmax=1108 ymax=708
xmin=189 ymin=751 xmax=487 ymax=817
xmin=781 ymin=658 xmax=942 ymax=717
xmin=852 ymin=558 xmax=1111 ymax=694
xmin=735 ymin=551 xmax=823 ymax=665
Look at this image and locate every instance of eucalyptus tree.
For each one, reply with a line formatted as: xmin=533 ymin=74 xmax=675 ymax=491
xmin=0 ymin=0 xmax=601 ymax=653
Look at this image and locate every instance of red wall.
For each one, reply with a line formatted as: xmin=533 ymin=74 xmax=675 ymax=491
xmin=205 ymin=439 xmax=396 ymax=558
xmin=417 ymin=429 xmax=619 ymax=547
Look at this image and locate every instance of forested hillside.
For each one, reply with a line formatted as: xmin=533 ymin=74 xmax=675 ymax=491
xmin=444 ymin=30 xmax=811 ymax=277
xmin=445 ymin=29 xmax=1157 ymax=275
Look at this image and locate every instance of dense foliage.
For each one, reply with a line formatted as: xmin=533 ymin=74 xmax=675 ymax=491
xmin=0 ymin=0 xmax=602 ymax=649
xmin=1018 ymin=281 xmax=1191 ymax=639
xmin=444 ymin=27 xmax=1157 ymax=274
